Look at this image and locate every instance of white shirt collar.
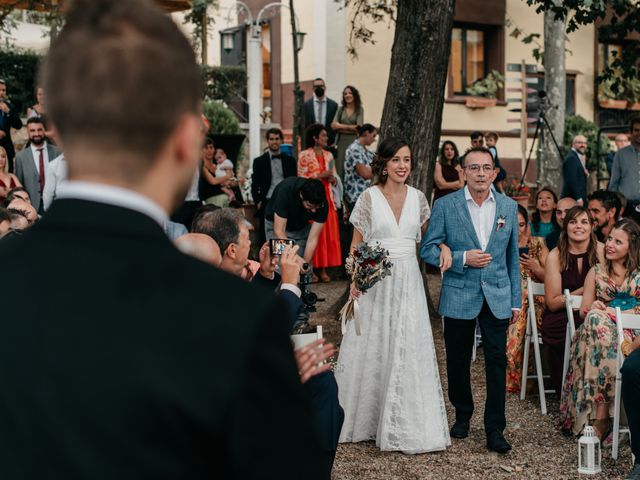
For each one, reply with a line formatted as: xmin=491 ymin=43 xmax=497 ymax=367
xmin=30 ymin=141 xmax=48 ymax=154
xmin=56 ymin=181 xmax=168 ymax=226
xmin=464 ymin=185 xmax=495 ymax=206
xmin=314 ymin=96 xmax=326 ymax=103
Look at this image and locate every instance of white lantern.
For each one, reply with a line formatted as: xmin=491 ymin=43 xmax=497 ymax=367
xmin=578 ymin=426 xmax=602 ymax=475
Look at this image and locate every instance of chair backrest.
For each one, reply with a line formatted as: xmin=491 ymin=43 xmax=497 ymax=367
xmin=614 ymin=307 xmax=640 ymax=368
xmin=564 ymin=289 xmax=583 ymax=337
xmin=527 ymin=278 xmax=544 ymax=338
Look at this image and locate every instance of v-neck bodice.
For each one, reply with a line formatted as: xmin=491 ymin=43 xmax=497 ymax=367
xmin=350 ymin=186 xmax=430 ymax=260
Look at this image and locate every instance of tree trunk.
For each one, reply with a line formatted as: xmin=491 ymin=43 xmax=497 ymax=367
xmin=540 ymin=8 xmax=565 ymax=192
xmin=201 ymin=9 xmax=208 ymax=65
xmin=378 ymin=0 xmax=455 ymax=317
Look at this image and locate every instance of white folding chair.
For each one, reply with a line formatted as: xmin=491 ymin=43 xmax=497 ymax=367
xmin=612 ymin=307 xmax=640 ymax=460
xmin=520 ymin=278 xmax=554 ymax=414
xmin=562 ymin=289 xmax=582 ymax=384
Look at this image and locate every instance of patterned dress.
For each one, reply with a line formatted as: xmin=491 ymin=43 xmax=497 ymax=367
xmin=505 ymin=236 xmax=546 ymax=393
xmin=559 ymin=264 xmax=640 ymax=435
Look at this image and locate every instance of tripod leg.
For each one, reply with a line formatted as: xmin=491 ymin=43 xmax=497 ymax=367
xmin=520 ymin=119 xmax=541 ymax=185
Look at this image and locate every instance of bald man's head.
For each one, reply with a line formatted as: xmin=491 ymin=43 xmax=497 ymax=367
xmin=175 ymin=233 xmax=222 ymax=267
xmin=572 ymin=135 xmax=587 ymax=155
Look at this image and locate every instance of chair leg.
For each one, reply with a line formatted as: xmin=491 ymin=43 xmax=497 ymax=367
xmin=532 ymin=337 xmax=547 ymax=415
xmin=520 ymin=331 xmax=531 ymax=401
xmin=612 ymin=373 xmax=622 ymax=460
xmin=562 ymin=329 xmax=570 ymax=389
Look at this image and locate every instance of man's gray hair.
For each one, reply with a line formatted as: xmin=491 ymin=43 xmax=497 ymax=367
xmin=192 ymin=208 xmax=244 ymax=254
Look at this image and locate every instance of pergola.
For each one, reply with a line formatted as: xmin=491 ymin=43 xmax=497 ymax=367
xmin=0 ymin=0 xmax=191 ymax=13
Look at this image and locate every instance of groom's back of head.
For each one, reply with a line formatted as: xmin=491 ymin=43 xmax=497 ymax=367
xmin=41 ymin=0 xmax=201 ymax=184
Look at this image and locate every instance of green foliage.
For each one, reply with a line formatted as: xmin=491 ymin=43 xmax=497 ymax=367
xmin=465 ymin=70 xmax=504 ymax=98
xmin=525 ymin=0 xmax=639 ymax=81
xmin=0 ymin=49 xmax=41 ymax=114
xmin=183 ymin=0 xmax=217 ymax=49
xmin=202 ymin=100 xmax=242 ymax=135
xmin=564 ymin=115 xmax=610 ymax=171
xmin=201 ymin=65 xmax=246 ymax=105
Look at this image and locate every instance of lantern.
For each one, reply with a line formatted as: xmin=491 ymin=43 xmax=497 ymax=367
xmin=578 ymin=426 xmax=602 ymax=475
xmin=221 ymin=30 xmax=235 ymax=53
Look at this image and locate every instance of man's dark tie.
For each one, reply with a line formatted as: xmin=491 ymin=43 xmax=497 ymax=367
xmin=271 ymin=155 xmax=281 ymax=160
xmin=38 ymin=148 xmax=45 ymax=194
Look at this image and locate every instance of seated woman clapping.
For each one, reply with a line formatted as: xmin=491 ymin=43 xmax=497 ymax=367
xmin=542 ymin=206 xmax=603 ymax=395
xmin=560 ymin=219 xmax=640 ymax=442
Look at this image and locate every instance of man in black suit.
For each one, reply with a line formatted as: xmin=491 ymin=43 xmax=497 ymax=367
xmin=251 ymin=127 xmax=296 ymax=243
xmin=304 ymin=78 xmax=338 ymax=148
xmin=561 ymin=134 xmax=589 ymax=205
xmin=0 ymin=1 xmax=323 ymax=479
xmin=0 ymin=79 xmax=23 ymax=173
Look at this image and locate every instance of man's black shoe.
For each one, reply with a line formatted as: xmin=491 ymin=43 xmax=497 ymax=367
xmin=486 ymin=431 xmax=511 ymax=453
xmin=626 ymin=463 xmax=640 ymax=480
xmin=450 ymin=420 xmax=470 ymax=439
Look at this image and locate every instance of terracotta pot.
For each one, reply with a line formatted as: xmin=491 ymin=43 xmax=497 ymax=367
xmin=598 ymin=99 xmax=629 ymax=110
xmin=465 ymin=96 xmax=497 ymax=109
xmin=510 ymin=195 xmax=529 ymax=209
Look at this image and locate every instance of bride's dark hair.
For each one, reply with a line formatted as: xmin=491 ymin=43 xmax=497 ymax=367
xmin=371 ymin=137 xmax=411 ymax=185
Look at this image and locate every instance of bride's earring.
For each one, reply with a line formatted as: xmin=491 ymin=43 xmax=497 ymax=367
xmin=382 ymin=169 xmax=388 ymax=176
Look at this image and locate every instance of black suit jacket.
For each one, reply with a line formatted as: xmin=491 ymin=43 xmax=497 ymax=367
xmin=561 ymin=150 xmax=588 ymax=202
xmin=251 ymin=151 xmax=297 ymax=215
xmin=0 ymin=100 xmax=23 ymax=172
xmin=303 ymin=97 xmax=338 ymax=146
xmin=0 ymin=199 xmax=322 ymax=480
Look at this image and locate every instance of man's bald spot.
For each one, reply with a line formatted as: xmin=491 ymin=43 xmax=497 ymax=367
xmin=175 ymin=233 xmax=222 ymax=267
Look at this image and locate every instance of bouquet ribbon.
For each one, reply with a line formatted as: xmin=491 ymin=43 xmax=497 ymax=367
xmin=339 ymin=297 xmax=361 ymax=336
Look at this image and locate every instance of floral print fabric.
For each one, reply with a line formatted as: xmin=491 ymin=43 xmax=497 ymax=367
xmin=559 ymin=263 xmax=640 ymax=435
xmin=505 ymin=237 xmax=546 ymax=393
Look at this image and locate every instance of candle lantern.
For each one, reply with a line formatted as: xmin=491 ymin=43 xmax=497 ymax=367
xmin=578 ymin=426 xmax=602 ymax=475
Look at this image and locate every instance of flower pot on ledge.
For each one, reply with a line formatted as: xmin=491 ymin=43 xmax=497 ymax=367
xmin=630 ymin=102 xmax=640 ymax=111
xmin=510 ymin=195 xmax=529 ymax=209
xmin=465 ymin=96 xmax=497 ymax=109
xmin=599 ymin=99 xmax=628 ymax=110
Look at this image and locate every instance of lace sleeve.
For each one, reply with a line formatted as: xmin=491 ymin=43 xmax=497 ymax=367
xmin=418 ymin=189 xmax=431 ymax=226
xmin=350 ymin=189 xmax=371 ymax=241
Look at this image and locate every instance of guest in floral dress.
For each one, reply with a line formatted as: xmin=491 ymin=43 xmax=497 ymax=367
xmin=506 ymin=205 xmax=548 ymax=392
xmin=542 ymin=206 xmax=603 ymax=396
xmin=560 ymin=219 xmax=640 ymax=441
xmin=298 ymin=123 xmax=342 ymax=283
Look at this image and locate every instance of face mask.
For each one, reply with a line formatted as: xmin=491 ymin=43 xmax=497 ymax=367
xmin=314 ymin=86 xmax=325 ymax=97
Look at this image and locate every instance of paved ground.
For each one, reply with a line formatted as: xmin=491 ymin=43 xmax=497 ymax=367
xmin=307 ymin=275 xmax=632 ymax=479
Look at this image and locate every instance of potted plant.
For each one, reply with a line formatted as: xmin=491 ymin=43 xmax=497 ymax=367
xmin=504 ymin=176 xmax=530 ymax=209
xmin=625 ymin=77 xmax=640 ymax=111
xmin=465 ymin=70 xmax=504 ymax=108
xmin=598 ymin=77 xmax=628 ymax=110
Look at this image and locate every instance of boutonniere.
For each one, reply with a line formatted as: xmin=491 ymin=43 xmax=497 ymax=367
xmin=496 ymin=215 xmax=506 ymax=231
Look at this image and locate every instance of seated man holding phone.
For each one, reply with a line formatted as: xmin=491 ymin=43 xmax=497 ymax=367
xmin=264 ymin=177 xmax=327 ymax=266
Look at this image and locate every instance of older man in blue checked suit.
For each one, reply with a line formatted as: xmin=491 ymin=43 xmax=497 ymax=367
xmin=421 ymin=146 xmax=521 ymax=455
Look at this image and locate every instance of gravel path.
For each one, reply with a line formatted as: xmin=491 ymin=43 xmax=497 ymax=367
xmin=308 ymin=275 xmax=632 ymax=479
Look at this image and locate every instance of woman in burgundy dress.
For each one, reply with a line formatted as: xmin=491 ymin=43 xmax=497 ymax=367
xmin=542 ymin=206 xmax=603 ymax=395
xmin=0 ymin=146 xmax=22 ymax=201
xmin=432 ymin=140 xmax=463 ymax=203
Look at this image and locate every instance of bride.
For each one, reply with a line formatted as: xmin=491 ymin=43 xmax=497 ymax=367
xmin=335 ymin=137 xmax=450 ymax=453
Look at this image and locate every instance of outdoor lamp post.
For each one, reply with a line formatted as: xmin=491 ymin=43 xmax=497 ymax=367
xmin=295 ymin=31 xmax=306 ymax=52
xmin=221 ymin=30 xmax=235 ymax=53
xmin=225 ymin=1 xmax=305 ymax=169
xmin=578 ymin=426 xmax=602 ymax=475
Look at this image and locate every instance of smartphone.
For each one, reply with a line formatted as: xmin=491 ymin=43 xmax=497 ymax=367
xmin=519 ymin=246 xmax=529 ymax=256
xmin=270 ymin=238 xmax=294 ymax=256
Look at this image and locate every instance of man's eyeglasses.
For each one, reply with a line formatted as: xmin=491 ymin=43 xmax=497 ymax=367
xmin=465 ymin=164 xmax=494 ymax=173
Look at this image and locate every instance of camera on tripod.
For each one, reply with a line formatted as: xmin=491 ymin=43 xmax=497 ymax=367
xmin=299 ymin=263 xmax=318 ymax=311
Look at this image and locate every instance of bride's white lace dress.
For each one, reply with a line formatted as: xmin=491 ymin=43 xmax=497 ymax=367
xmin=335 ymin=185 xmax=450 ymax=453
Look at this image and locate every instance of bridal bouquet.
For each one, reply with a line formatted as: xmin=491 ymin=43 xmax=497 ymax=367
xmin=338 ymin=242 xmax=393 ymax=336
